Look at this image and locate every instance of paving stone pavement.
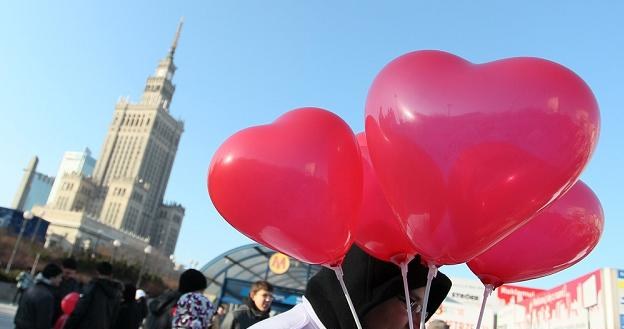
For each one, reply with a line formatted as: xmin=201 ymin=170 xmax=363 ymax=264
xmin=0 ymin=302 xmax=16 ymax=329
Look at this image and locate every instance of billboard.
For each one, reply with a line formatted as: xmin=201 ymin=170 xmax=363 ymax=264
xmin=496 ymin=285 xmax=545 ymax=305
xmin=497 ymin=269 xmax=609 ymax=329
xmin=618 ymin=270 xmax=624 ymax=329
xmin=0 ymin=207 xmax=49 ymax=243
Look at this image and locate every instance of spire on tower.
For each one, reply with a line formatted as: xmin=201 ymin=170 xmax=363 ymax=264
xmin=169 ymin=17 xmax=184 ymax=58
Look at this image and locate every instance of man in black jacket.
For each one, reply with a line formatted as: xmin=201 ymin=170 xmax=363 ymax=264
xmin=53 ymin=258 xmax=83 ymax=323
xmin=14 ymin=263 xmax=63 ymax=329
xmin=64 ymin=261 xmax=122 ymax=329
xmin=220 ymin=280 xmax=274 ymax=329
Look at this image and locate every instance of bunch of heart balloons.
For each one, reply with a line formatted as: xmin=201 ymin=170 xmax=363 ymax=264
xmin=208 ymin=50 xmax=603 ymax=288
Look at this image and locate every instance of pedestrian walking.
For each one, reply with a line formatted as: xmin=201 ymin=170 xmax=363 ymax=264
xmin=64 ymin=261 xmax=122 ymax=329
xmin=136 ymin=289 xmax=149 ymax=326
xmin=13 ymin=271 xmax=34 ymax=305
xmin=221 ymin=281 xmax=273 ymax=329
xmin=114 ymin=282 xmax=145 ymax=329
xmin=53 ymin=258 xmax=83 ymax=323
xmin=14 ymin=263 xmax=63 ymax=329
xmin=145 ymin=289 xmax=180 ymax=329
xmin=171 ymin=269 xmax=215 ymax=329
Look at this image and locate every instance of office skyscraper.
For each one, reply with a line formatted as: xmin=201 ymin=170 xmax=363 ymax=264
xmin=47 ymin=148 xmax=96 ymax=207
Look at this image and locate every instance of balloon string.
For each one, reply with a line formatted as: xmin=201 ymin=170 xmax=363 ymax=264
xmin=475 ymin=284 xmax=494 ymax=329
xmin=399 ymin=261 xmax=415 ymax=329
xmin=419 ymin=264 xmax=438 ymax=329
xmin=331 ymin=265 xmax=363 ymax=329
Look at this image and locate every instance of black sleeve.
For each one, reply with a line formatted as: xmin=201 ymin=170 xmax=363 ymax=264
xmin=64 ymin=284 xmax=95 ymax=329
xmin=34 ymin=294 xmax=54 ymax=329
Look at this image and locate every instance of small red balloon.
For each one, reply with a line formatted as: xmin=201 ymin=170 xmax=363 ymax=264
xmin=208 ymin=108 xmax=362 ymax=266
xmin=467 ymin=181 xmax=604 ymax=287
xmin=365 ymin=50 xmax=600 ymax=265
xmin=61 ymin=292 xmax=80 ymax=315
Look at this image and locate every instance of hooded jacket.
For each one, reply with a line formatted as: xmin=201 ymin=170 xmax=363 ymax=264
xmin=145 ymin=289 xmax=181 ymax=329
xmin=14 ymin=274 xmax=56 ymax=329
xmin=304 ymin=245 xmax=452 ymax=329
xmin=64 ymin=277 xmax=122 ymax=329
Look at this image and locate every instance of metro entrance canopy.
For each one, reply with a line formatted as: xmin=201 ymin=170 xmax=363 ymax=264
xmin=199 ymin=243 xmax=322 ymax=303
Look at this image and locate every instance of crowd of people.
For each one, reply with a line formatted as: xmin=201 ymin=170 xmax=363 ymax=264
xmin=12 ymin=246 xmax=453 ymax=329
xmin=11 ymin=258 xmax=273 ymax=329
xmin=13 ymin=259 xmax=149 ymax=329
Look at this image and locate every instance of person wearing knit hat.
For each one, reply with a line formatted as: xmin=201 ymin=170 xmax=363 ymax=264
xmin=172 ymin=269 xmax=215 ymax=329
xmin=14 ymin=262 xmax=63 ymax=329
xmin=250 ymin=245 xmax=452 ymax=329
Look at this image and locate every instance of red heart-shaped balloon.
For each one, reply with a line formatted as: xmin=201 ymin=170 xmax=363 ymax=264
xmin=365 ymin=50 xmax=600 ymax=265
xmin=208 ymin=108 xmax=362 ymax=266
xmin=467 ymin=181 xmax=604 ymax=287
xmin=354 ymin=132 xmax=417 ymax=265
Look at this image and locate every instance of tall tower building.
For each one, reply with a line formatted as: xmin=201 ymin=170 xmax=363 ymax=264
xmin=90 ymin=20 xmax=185 ymax=246
xmin=35 ymin=20 xmax=186 ymax=257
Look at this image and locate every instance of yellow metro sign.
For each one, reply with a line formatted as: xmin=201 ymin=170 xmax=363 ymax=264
xmin=269 ymin=252 xmax=290 ymax=275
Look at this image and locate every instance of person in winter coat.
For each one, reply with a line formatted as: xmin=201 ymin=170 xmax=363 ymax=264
xmin=249 ymin=245 xmax=452 ymax=329
xmin=171 ymin=269 xmax=215 ymax=329
xmin=114 ymin=282 xmax=145 ymax=329
xmin=53 ymin=258 xmax=83 ymax=323
xmin=136 ymin=289 xmax=149 ymax=324
xmin=64 ymin=261 xmax=122 ymax=329
xmin=220 ymin=280 xmax=274 ymax=329
xmin=13 ymin=271 xmax=34 ymax=305
xmin=145 ymin=289 xmax=181 ymax=329
xmin=14 ymin=263 xmax=63 ymax=329
xmin=209 ymin=304 xmax=227 ymax=329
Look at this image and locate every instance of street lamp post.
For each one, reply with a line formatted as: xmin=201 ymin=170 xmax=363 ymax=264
xmin=168 ymin=255 xmax=176 ymax=280
xmin=5 ymin=211 xmax=33 ymax=273
xmin=30 ymin=239 xmax=50 ymax=275
xmin=136 ymin=245 xmax=152 ymax=288
xmin=111 ymin=240 xmax=121 ymax=262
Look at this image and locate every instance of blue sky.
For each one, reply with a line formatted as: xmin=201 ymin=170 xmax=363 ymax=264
xmin=0 ymin=1 xmax=622 ymax=289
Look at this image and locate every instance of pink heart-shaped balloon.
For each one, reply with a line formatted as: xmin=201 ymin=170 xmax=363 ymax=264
xmin=467 ymin=181 xmax=604 ymax=287
xmin=365 ymin=50 xmax=600 ymax=265
xmin=208 ymin=108 xmax=362 ymax=266
xmin=354 ymin=132 xmax=418 ymax=265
